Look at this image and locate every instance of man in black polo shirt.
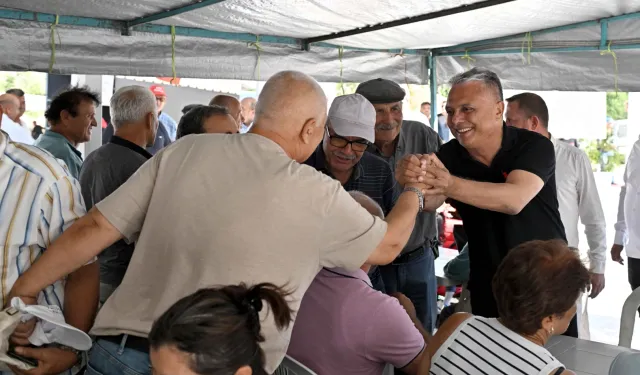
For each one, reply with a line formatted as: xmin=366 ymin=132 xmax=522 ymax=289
xmin=304 ymin=93 xmax=397 ymax=292
xmin=356 ymin=79 xmax=444 ymax=333
xmin=400 ymin=68 xmax=575 ymax=336
xmin=79 ymin=85 xmax=158 ymax=304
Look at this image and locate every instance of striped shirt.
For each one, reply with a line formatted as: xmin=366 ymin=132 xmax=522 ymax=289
xmin=430 ymin=317 xmax=564 ymax=375
xmin=0 ymin=130 xmax=86 ymax=374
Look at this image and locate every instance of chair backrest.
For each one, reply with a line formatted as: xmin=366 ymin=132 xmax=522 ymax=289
xmin=273 ymin=355 xmax=318 ymax=375
xmin=382 ymin=364 xmax=395 ymax=375
xmin=609 ymin=352 xmax=640 ymax=375
xmin=618 ymin=287 xmax=640 ymax=347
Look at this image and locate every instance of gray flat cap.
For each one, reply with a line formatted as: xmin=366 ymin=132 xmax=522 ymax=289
xmin=356 ymin=78 xmax=405 ymax=104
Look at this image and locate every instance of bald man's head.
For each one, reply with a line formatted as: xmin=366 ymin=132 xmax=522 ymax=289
xmin=253 ymin=71 xmax=327 ymax=162
xmin=0 ymin=93 xmax=20 ymax=122
xmin=209 ymin=95 xmax=242 ymax=127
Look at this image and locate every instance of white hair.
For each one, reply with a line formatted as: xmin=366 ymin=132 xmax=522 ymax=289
xmin=449 ymin=67 xmax=504 ymax=101
xmin=349 ymin=191 xmax=385 ymax=219
xmin=110 ymin=85 xmax=157 ymax=129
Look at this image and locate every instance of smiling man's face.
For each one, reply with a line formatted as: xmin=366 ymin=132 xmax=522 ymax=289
xmin=445 ymin=80 xmax=504 ymax=150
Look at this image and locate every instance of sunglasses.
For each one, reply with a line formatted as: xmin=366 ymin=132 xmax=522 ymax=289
xmin=326 ymin=128 xmax=369 ymax=152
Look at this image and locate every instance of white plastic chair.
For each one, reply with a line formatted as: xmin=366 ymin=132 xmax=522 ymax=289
xmin=274 ymin=355 xmax=318 ymax=375
xmin=618 ymin=287 xmax=640 ymax=348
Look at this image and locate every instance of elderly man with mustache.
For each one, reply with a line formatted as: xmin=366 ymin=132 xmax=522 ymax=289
xmin=304 ymin=93 xmax=399 ymax=292
xmin=356 ymin=79 xmax=444 ymax=334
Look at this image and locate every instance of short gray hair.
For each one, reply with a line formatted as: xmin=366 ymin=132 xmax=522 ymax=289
xmin=449 ymin=67 xmax=503 ymax=101
xmin=349 ymin=191 xmax=385 ymax=219
xmin=110 ymin=85 xmax=157 ymax=129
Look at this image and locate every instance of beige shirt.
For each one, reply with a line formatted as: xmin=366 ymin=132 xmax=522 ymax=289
xmin=91 ymin=133 xmax=387 ymax=372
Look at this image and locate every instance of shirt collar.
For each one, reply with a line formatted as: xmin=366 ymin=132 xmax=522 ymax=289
xmin=110 ymin=136 xmax=153 ymax=159
xmin=310 ymin=144 xmax=363 ymax=181
xmin=44 ymin=130 xmax=83 ymax=158
xmin=323 ymin=267 xmax=372 ymax=287
xmin=549 ymin=133 xmax=557 ymax=147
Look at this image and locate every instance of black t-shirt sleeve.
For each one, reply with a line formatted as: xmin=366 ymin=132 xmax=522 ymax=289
xmin=510 ymin=134 xmax=555 ymax=183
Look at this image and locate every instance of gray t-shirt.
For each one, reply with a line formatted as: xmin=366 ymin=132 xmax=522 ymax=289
xmin=79 ymin=136 xmax=151 ymax=291
xmin=368 ymin=120 xmax=442 ymax=254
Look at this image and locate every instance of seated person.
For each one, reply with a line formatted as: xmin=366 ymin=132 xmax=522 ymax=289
xmin=148 ymin=282 xmax=293 ymax=375
xmin=175 ymin=105 xmax=239 ymax=139
xmin=427 ymin=240 xmax=589 ymax=375
xmin=287 ymin=191 xmax=429 ymax=375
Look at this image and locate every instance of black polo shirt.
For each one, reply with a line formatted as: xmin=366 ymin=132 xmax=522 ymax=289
xmin=304 ymin=145 xmax=398 ymax=215
xmin=436 ymin=124 xmax=566 ymax=317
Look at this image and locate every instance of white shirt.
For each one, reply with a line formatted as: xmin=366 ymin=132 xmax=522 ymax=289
xmin=552 ymin=136 xmax=607 ymax=273
xmin=615 ymin=138 xmax=640 ymax=258
xmin=1 ymin=114 xmax=33 ymax=145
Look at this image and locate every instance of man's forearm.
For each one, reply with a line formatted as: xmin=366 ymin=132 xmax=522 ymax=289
xmin=447 ymin=177 xmax=525 ymax=215
xmin=13 ymin=208 xmax=121 ymax=298
xmin=377 ymin=190 xmax=421 ymax=263
xmin=63 ymin=263 xmax=99 ymax=332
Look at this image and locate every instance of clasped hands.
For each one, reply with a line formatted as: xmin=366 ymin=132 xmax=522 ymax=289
xmin=396 ymin=153 xmax=452 ymax=196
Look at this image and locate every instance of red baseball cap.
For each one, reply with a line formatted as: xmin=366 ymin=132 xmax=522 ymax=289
xmin=150 ymin=84 xmax=166 ymax=97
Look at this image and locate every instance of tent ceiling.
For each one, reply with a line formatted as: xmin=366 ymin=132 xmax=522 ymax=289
xmin=1 ymin=0 xmax=640 ymax=89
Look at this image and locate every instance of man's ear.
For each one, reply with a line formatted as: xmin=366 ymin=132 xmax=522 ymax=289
xmin=300 ymin=118 xmax=319 ymax=145
xmin=234 ymin=365 xmax=252 ymax=375
xmin=147 ymin=112 xmax=156 ymax=131
xmin=496 ymin=101 xmax=505 ymax=119
xmin=530 ymin=115 xmax=540 ymax=131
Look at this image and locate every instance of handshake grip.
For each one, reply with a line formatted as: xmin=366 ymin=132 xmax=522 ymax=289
xmin=395 ymin=153 xmax=450 ymax=198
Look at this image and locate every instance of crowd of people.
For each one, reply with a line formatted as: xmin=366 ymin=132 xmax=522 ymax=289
xmin=0 ymin=66 xmax=631 ymax=375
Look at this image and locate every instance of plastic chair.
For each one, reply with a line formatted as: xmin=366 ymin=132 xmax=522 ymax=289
xmin=609 ymin=351 xmax=640 ymax=375
xmin=618 ymin=287 xmax=640 ymax=348
xmin=273 ymin=355 xmax=318 ymax=375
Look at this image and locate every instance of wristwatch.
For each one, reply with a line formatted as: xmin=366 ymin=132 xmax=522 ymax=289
xmin=403 ymin=186 xmax=424 ymax=211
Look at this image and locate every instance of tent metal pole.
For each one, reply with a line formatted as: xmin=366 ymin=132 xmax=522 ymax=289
xmin=302 ymin=0 xmax=514 ymax=46
xmin=435 ymin=10 xmax=640 ymax=53
xmin=126 ymin=0 xmax=227 ymax=28
xmin=0 ymin=9 xmax=429 ymax=55
xmin=428 ymin=52 xmax=437 ymax=129
xmin=436 ymin=44 xmax=640 ymax=57
xmin=599 ymin=21 xmax=609 ymax=50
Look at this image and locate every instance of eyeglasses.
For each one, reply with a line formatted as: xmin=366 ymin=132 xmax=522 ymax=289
xmin=155 ymin=97 xmax=167 ymax=103
xmin=326 ymin=127 xmax=369 ymax=152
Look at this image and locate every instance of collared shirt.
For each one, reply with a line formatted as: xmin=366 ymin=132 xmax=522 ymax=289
xmin=90 ymin=133 xmax=387 ymax=373
xmin=615 ymin=138 xmax=640 ymax=259
xmin=0 ymin=131 xmax=86 ymax=375
xmin=368 ymin=120 xmax=442 ymax=254
xmin=304 ymin=145 xmax=398 ymax=214
xmin=146 ymin=120 xmax=172 ymax=155
xmin=551 ymin=135 xmax=606 ymax=273
xmin=240 ymin=122 xmax=253 ymax=134
xmin=158 ymin=112 xmax=177 ymax=141
xmin=1 ymin=114 xmax=34 ymax=145
xmin=436 ymin=125 xmax=566 ymax=317
xmin=79 ymin=136 xmax=152 ymax=294
xmin=288 ymin=267 xmax=425 ymax=374
xmin=34 ymin=130 xmax=83 ymax=179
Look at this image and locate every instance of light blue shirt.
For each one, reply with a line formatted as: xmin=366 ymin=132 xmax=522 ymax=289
xmin=240 ymin=122 xmax=253 ymax=134
xmin=34 ymin=130 xmax=83 ymax=178
xmin=159 ymin=112 xmax=177 ymax=141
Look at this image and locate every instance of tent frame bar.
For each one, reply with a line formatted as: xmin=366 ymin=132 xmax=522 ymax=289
xmin=434 ymin=10 xmax=640 ymax=56
xmin=126 ymin=0 xmax=227 ymax=29
xmin=0 ymin=9 xmax=428 ymax=55
xmin=301 ymin=0 xmax=515 ymax=49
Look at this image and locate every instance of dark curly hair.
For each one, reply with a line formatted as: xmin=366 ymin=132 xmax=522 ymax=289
xmin=176 ymin=105 xmax=230 ymax=139
xmin=493 ymin=240 xmax=590 ymax=335
xmin=149 ymin=283 xmax=293 ymax=375
xmin=45 ymin=86 xmax=100 ymax=126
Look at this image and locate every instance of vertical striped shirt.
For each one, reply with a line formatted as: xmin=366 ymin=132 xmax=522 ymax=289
xmin=430 ymin=317 xmax=564 ymax=375
xmin=0 ymin=130 xmax=86 ymax=328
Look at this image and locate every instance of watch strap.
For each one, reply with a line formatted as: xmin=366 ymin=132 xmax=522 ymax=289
xmin=403 ymin=186 xmax=424 ymax=211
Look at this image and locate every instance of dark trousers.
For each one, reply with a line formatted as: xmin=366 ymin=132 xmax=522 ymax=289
xmin=628 ymin=257 xmax=640 ymax=315
xmin=378 ymin=244 xmax=438 ymax=334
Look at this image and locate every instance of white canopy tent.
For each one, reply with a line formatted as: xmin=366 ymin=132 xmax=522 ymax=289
xmin=1 ymin=0 xmax=640 ymax=123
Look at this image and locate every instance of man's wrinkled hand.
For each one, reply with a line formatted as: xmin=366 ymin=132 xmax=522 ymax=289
xmin=421 ymin=155 xmax=453 ymax=196
xmin=589 ymin=273 xmax=605 ymax=298
xmin=396 ymin=154 xmax=428 ymax=187
xmin=611 ymin=244 xmax=624 ymax=265
xmin=8 ymin=346 xmax=78 ymax=375
xmin=7 ymin=295 xmax=37 ymax=346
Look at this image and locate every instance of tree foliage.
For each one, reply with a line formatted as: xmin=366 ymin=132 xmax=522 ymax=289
xmin=0 ymin=72 xmax=46 ymax=95
xmin=606 ymin=92 xmax=628 ymax=120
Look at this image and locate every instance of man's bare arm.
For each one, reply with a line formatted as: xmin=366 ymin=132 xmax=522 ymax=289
xmin=11 ymin=208 xmax=121 ymax=299
xmin=63 ymin=262 xmax=99 ymax=333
